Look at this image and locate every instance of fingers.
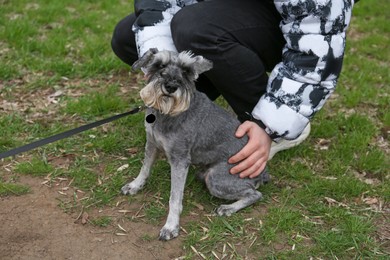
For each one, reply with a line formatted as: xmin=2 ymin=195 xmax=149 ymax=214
xmin=230 ymin=150 xmax=268 ymax=178
xmin=228 ymin=140 xmax=258 ymax=165
xmin=229 ymin=121 xmax=259 ymax=164
xmin=247 ymin=160 xmax=267 ymax=179
xmin=234 ymin=121 xmax=252 ymax=138
xmin=229 ymin=121 xmax=271 ymax=179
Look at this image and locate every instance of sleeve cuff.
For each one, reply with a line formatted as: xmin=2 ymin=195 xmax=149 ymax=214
xmin=244 ymin=112 xmax=281 ymax=141
xmin=252 ymin=95 xmax=310 ymax=141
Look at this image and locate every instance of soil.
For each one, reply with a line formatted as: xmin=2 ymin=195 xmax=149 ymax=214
xmin=0 ymin=176 xmax=184 ymax=260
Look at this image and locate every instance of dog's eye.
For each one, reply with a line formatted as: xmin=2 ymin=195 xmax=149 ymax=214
xmin=154 ymin=61 xmax=166 ymax=70
xmin=182 ymin=67 xmax=191 ymax=74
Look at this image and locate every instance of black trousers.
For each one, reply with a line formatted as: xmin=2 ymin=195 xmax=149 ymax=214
xmin=111 ymin=0 xmax=284 ymax=122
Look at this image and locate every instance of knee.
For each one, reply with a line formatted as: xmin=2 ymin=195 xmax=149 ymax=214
xmin=171 ymin=11 xmax=191 ymax=52
xmin=171 ymin=8 xmax=212 ymax=53
xmin=111 ymin=14 xmax=138 ymax=65
xmin=111 ymin=19 xmax=127 ymax=54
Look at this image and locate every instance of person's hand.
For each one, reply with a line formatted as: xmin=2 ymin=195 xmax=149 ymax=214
xmin=228 ymin=121 xmax=272 ymax=178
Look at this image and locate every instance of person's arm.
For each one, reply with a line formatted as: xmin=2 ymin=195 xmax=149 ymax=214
xmin=251 ymin=0 xmax=355 ymax=141
xmin=132 ymin=0 xmax=198 ymax=56
xmin=230 ymin=0 xmax=356 ymax=178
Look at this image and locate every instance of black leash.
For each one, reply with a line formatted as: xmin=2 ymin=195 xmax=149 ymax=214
xmin=0 ymin=106 xmax=144 ymax=160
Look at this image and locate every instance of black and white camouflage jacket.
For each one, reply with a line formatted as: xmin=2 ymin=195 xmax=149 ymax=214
xmin=132 ymin=0 xmax=357 ymax=140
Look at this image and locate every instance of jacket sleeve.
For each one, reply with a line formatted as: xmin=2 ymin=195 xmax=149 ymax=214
xmin=132 ymin=0 xmax=198 ymax=56
xmin=251 ymin=0 xmax=355 ymax=140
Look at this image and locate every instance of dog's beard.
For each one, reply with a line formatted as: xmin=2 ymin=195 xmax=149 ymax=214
xmin=140 ymin=80 xmax=191 ymax=116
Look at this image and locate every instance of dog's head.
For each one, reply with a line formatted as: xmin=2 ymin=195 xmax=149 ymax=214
xmin=132 ymin=48 xmax=213 ymax=116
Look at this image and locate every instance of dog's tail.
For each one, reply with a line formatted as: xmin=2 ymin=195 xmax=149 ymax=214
xmin=254 ymin=168 xmax=270 ymax=189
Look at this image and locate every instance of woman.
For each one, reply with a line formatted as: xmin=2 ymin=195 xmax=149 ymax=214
xmin=111 ymin=0 xmax=357 ymax=178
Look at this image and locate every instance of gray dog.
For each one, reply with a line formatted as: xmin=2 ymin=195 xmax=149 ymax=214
xmin=121 ymin=48 xmax=269 ymax=241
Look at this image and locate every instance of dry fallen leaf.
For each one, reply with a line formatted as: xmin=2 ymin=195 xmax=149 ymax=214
xmin=126 ymin=147 xmax=139 ymax=155
xmin=81 ymin=212 xmax=89 ymax=224
xmin=1 ymin=100 xmax=19 ymax=111
xmin=48 ymin=90 xmax=63 ymax=98
xmin=117 ymin=224 xmax=127 ymax=233
xmin=324 ymin=197 xmax=350 ymax=208
xmin=314 ymin=138 xmax=331 ymax=150
xmin=363 ymin=197 xmax=378 ymax=205
xmin=353 ymin=171 xmax=381 ymax=185
xmin=117 ymin=164 xmax=129 ymax=172
xmin=191 ymin=201 xmax=204 ymax=211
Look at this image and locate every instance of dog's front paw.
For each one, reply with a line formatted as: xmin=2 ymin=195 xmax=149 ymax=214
xmin=215 ymin=204 xmax=237 ymax=217
xmin=159 ymin=225 xmax=179 ymax=241
xmin=121 ymin=181 xmax=143 ymax=195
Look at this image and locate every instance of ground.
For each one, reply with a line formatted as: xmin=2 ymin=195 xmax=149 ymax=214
xmin=0 ymin=175 xmax=184 ymax=260
xmin=0 ymin=0 xmax=389 ymax=259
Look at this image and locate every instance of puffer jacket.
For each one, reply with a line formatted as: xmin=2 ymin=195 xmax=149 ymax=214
xmin=132 ymin=0 xmax=357 ymax=140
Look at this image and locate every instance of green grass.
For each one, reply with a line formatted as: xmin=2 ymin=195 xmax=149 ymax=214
xmin=90 ymin=216 xmax=112 ymax=227
xmin=0 ymin=181 xmax=30 ymax=196
xmin=0 ymin=0 xmax=389 ymax=259
xmin=14 ymin=157 xmax=54 ymax=177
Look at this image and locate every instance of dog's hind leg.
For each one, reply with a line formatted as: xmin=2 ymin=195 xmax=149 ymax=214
xmin=214 ymin=191 xmax=262 ymax=216
xmin=159 ymin=160 xmax=190 ymax=241
xmin=194 ymin=166 xmax=208 ymax=183
xmin=205 ymin=163 xmax=263 ymax=216
xmin=121 ymin=138 xmax=159 ymax=195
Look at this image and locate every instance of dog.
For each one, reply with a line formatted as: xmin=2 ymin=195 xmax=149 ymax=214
xmin=121 ymin=48 xmax=269 ymax=241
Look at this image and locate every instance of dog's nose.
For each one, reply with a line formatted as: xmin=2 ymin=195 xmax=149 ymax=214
xmin=165 ymin=83 xmax=178 ymax=94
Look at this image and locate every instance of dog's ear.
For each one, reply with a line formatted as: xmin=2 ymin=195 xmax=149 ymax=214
xmin=193 ymin=56 xmax=213 ymax=79
xmin=132 ymin=48 xmax=159 ymax=72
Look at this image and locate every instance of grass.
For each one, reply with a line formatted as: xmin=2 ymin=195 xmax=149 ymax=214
xmin=0 ymin=181 xmax=30 ymax=196
xmin=90 ymin=216 xmax=113 ymax=227
xmin=0 ymin=0 xmax=389 ymax=258
xmin=14 ymin=157 xmax=54 ymax=176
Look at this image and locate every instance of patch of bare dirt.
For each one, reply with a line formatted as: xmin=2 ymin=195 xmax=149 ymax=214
xmin=0 ymin=175 xmax=184 ymax=260
xmin=374 ymin=215 xmax=390 ymax=254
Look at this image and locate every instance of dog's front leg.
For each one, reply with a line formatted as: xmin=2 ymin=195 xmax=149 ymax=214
xmin=159 ymin=161 xmax=189 ymax=241
xmin=121 ymin=137 xmax=159 ymax=195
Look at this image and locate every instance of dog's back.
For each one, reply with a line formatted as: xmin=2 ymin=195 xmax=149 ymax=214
xmin=148 ymin=89 xmax=269 ymax=184
xmin=148 ymin=90 xmax=248 ymax=167
xmin=187 ymin=91 xmax=248 ymax=166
